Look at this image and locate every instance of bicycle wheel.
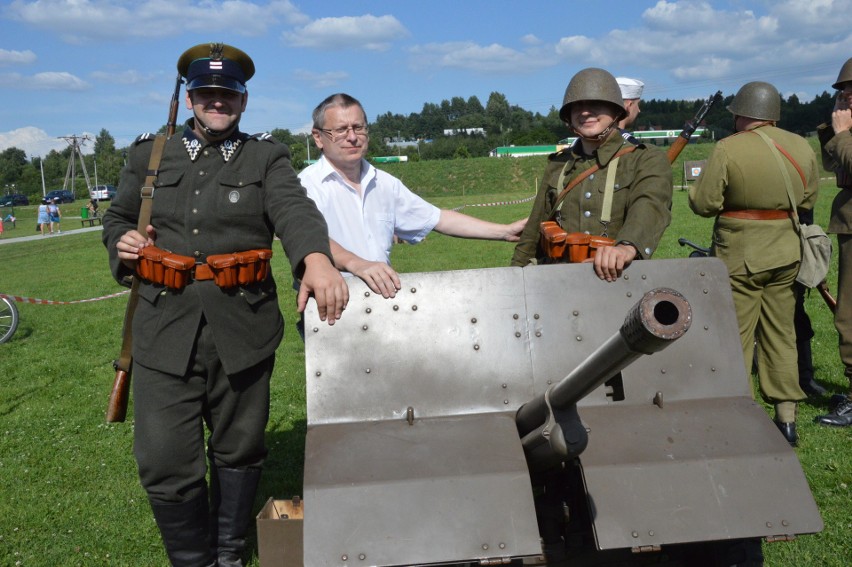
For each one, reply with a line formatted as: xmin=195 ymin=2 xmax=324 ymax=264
xmin=0 ymin=296 xmax=20 ymax=344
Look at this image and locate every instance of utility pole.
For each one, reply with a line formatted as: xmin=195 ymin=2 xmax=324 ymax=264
xmin=58 ymin=134 xmax=93 ymax=199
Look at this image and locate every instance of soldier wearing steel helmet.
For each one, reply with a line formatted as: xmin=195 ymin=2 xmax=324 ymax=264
xmin=689 ymin=81 xmax=819 ymax=446
xmin=511 ymin=67 xmax=673 ymax=282
xmin=816 ymin=57 xmax=852 ymax=427
xmin=102 ymin=43 xmax=348 ymax=566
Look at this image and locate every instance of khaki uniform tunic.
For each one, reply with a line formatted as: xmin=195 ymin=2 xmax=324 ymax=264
xmin=690 ymin=124 xmax=819 ymax=407
xmin=511 ymin=131 xmax=672 ymax=267
xmin=818 ymin=124 xmax=852 ymax=384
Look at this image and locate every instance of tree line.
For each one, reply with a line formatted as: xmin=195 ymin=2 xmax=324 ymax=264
xmin=0 ymin=90 xmax=838 ymax=203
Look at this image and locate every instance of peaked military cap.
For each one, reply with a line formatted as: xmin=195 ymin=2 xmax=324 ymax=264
xmin=177 ymin=43 xmax=255 ymax=93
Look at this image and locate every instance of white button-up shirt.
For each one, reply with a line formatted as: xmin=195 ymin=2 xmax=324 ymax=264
xmin=299 ymin=156 xmax=441 ymax=265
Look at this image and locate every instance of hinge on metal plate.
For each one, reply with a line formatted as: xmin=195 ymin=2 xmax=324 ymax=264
xmin=765 ymin=534 xmax=796 ymax=543
xmin=479 ymin=557 xmax=512 ymax=565
xmin=631 ymin=544 xmax=662 ymax=553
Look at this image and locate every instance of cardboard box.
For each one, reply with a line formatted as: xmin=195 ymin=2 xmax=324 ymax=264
xmin=256 ymin=497 xmax=303 ymax=567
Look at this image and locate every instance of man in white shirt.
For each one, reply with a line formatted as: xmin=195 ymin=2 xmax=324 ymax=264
xmin=299 ymin=93 xmax=526 ymax=298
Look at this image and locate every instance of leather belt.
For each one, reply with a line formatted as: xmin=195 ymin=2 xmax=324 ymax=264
xmin=194 ymin=263 xmax=215 ymax=281
xmin=720 ymin=209 xmax=792 ymax=220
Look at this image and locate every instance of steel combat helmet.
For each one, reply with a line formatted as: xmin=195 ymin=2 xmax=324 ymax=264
xmin=177 ymin=43 xmax=255 ymax=94
xmin=559 ymin=68 xmax=627 ymax=122
xmin=727 ymin=81 xmax=780 ymax=121
xmin=832 ymin=57 xmax=852 ymax=89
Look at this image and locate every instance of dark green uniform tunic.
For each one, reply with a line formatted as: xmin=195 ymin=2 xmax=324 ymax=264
xmin=689 ymin=124 xmax=818 ymax=410
xmin=102 ymin=121 xmax=333 ymax=500
xmin=511 ymin=130 xmax=672 ymax=267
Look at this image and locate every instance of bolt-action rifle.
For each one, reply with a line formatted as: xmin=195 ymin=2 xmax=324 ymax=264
xmin=666 ymin=90 xmax=723 ymax=164
xmin=106 ymin=72 xmax=183 ymax=423
xmin=817 ymin=281 xmax=837 ymax=313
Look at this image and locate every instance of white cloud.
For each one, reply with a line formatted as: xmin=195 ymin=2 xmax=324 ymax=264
xmin=4 ymin=0 xmax=308 ymax=41
xmin=90 ymin=69 xmax=157 ymax=85
xmin=293 ymin=69 xmax=350 ymax=89
xmin=0 ymin=71 xmax=89 ymax=90
xmin=521 ymin=34 xmax=541 ymax=46
xmin=410 ymin=42 xmax=554 ymax=74
xmin=0 ymin=49 xmax=36 ymax=66
xmin=0 ymin=126 xmax=95 ymax=157
xmin=283 ymin=14 xmax=409 ymax=51
xmin=549 ymin=0 xmax=851 ymax=97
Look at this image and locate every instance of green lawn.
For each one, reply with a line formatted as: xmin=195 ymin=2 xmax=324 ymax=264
xmin=0 ymin=151 xmax=850 ymax=566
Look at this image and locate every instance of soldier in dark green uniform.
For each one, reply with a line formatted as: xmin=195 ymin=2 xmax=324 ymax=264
xmin=816 ymin=57 xmax=852 ymax=427
xmin=689 ymin=82 xmax=819 ymax=446
xmin=102 ymin=43 xmax=348 ymax=566
xmin=510 ymin=68 xmax=672 ymax=281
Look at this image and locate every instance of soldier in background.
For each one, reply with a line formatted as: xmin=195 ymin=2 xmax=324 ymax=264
xmin=102 ymin=43 xmax=347 ymax=566
xmin=616 ymin=77 xmax=644 ymax=131
xmin=689 ymin=82 xmax=819 ymax=446
xmin=816 ymin=57 xmax=852 ymax=427
xmin=511 ymin=68 xmax=672 ymax=281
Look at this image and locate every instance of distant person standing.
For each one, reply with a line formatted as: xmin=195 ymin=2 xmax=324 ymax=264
xmin=689 ymin=81 xmax=819 ymax=446
xmin=48 ymin=198 xmax=62 ymax=234
xmin=37 ymin=198 xmax=50 ymax=236
xmin=816 ymin=56 xmax=852 ymax=427
xmin=616 ymin=77 xmax=644 ymax=131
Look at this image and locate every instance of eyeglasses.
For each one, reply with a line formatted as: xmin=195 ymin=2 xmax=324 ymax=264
xmin=318 ymin=124 xmax=368 ymax=141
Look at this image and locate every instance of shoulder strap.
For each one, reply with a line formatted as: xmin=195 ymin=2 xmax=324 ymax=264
xmin=750 ymin=129 xmax=802 ymax=227
xmin=135 ymin=135 xmax=167 ymax=233
xmin=115 ymin=134 xmax=168 ymax=376
xmin=549 ymin=145 xmax=637 ymax=221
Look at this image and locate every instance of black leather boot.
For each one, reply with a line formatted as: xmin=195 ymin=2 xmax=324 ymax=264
xmin=815 ymin=397 xmax=852 ymax=427
xmin=209 ymin=466 xmax=262 ymax=567
xmin=149 ymin=491 xmax=216 ymax=567
xmin=774 ymin=421 xmax=798 ymax=447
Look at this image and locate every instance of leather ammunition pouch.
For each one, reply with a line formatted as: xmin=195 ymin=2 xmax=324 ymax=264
xmin=539 ymin=221 xmax=614 ymax=263
xmin=136 ymin=245 xmax=273 ymax=290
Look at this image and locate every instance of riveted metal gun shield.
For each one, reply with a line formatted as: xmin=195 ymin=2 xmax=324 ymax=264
xmin=302 ymin=258 xmax=821 ymax=567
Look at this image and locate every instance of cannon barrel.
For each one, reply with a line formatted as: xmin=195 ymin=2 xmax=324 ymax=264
xmin=516 ymin=288 xmax=692 ymax=470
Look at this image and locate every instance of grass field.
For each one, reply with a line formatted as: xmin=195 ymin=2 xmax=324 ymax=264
xmin=1 ymin=147 xmax=850 ymax=566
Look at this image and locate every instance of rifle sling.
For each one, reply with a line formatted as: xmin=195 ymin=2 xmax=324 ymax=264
xmin=115 ymin=135 xmax=167 ymax=373
xmin=550 ymin=145 xmax=636 ymax=220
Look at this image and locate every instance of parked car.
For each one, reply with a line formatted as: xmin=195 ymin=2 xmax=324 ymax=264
xmin=89 ymin=185 xmax=117 ymax=201
xmin=0 ymin=194 xmax=29 ymax=207
xmin=45 ymin=189 xmax=75 ymax=203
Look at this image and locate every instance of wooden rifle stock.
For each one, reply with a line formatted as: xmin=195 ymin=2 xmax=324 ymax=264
xmin=106 ymin=73 xmax=183 ymax=423
xmin=106 ymin=368 xmax=131 ymax=422
xmin=165 ymin=72 xmax=182 ymax=137
xmin=817 ymin=281 xmax=837 ymax=313
xmin=666 ymin=90 xmax=723 ymax=164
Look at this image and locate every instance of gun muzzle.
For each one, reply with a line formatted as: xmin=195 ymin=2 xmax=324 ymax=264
xmin=516 ymin=288 xmax=692 ymax=470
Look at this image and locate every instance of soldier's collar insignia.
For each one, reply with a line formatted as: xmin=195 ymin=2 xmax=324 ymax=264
xmin=182 ymin=130 xmax=203 ymax=161
xmin=217 ymin=138 xmax=242 ymax=162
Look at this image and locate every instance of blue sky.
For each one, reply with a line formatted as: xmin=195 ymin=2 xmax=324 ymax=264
xmin=1 ymin=0 xmax=851 ymax=158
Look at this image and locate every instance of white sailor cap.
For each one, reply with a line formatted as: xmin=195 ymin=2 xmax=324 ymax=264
xmin=616 ymin=77 xmax=644 ymax=99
